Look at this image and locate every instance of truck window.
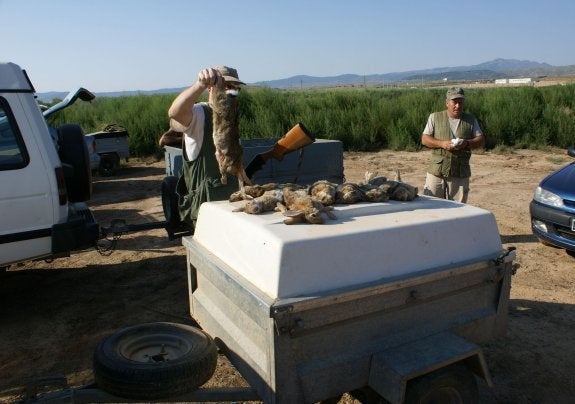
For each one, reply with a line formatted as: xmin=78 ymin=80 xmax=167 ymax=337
xmin=0 ymin=99 xmax=29 ymax=170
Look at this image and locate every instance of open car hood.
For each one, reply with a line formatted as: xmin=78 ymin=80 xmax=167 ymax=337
xmin=42 ymin=87 xmax=95 ymax=119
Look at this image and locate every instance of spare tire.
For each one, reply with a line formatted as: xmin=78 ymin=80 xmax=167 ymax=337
xmin=93 ymin=322 xmax=217 ymax=400
xmin=57 ymin=124 xmax=92 ymax=202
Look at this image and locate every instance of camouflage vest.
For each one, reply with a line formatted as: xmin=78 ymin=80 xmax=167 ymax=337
xmin=427 ymin=110 xmax=474 ymax=178
xmin=176 ymin=104 xmax=238 ymax=228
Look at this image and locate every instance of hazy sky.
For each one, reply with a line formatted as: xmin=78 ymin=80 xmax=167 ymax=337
xmin=2 ymin=0 xmax=575 ymax=92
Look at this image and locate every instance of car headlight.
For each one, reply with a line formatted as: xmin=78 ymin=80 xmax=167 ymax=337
xmin=534 ymin=186 xmax=565 ymax=208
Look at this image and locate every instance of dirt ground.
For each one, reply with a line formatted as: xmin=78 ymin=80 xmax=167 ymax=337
xmin=1 ymin=148 xmax=574 ymax=403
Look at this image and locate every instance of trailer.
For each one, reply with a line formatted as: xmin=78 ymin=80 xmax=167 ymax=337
xmin=23 ymin=194 xmax=516 ymax=404
xmin=178 ymin=197 xmax=516 ymax=403
xmin=85 ymin=125 xmax=130 ymax=176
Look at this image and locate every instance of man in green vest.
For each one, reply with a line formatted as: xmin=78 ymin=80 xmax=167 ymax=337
xmin=421 ymin=87 xmax=485 ymax=203
xmin=167 ymin=66 xmax=245 ymax=231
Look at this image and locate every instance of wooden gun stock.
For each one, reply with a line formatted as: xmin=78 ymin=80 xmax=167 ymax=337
xmin=245 ymin=122 xmax=315 ymax=179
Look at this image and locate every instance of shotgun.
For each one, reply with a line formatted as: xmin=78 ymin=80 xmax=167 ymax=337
xmin=244 ymin=122 xmax=315 ymax=179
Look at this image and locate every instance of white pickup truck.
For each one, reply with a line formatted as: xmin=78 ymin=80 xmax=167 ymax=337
xmin=0 ymin=62 xmax=100 ymax=268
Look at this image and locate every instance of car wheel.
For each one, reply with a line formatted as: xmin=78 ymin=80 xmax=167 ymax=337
xmin=98 ymin=153 xmax=120 ymax=176
xmin=93 ymin=322 xmax=217 ymax=400
xmin=57 ymin=124 xmax=92 ymax=202
xmin=404 ymin=363 xmax=478 ymax=404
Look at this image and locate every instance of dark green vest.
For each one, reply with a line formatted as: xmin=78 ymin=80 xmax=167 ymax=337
xmin=176 ymin=104 xmax=238 ymax=228
xmin=428 ymin=110 xmax=474 ymax=178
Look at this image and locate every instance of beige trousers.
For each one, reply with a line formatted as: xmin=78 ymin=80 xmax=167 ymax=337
xmin=423 ymin=172 xmax=470 ymax=203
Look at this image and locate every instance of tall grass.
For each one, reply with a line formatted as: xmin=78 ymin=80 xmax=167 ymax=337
xmin=46 ymin=84 xmax=575 ymax=157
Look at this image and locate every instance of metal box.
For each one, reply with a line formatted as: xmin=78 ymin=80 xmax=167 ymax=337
xmin=164 ymin=138 xmax=344 ymax=185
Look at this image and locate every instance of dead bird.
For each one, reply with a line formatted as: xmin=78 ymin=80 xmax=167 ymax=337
xmin=335 ymin=182 xmax=364 ymax=204
xmin=360 ymin=183 xmax=390 ymax=202
xmin=361 ymin=171 xmax=388 ymax=187
xmin=364 ymin=170 xmax=418 ymax=201
xmin=309 ymin=180 xmax=338 ymax=206
xmin=211 ymin=77 xmax=251 ymax=189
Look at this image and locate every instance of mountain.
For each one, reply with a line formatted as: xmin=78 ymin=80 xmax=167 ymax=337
xmin=36 ymin=87 xmax=185 ymax=103
xmin=36 ymin=59 xmax=575 ymax=101
xmin=255 ymin=58 xmax=574 ymax=89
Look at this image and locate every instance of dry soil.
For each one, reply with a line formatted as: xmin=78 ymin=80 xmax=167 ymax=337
xmin=1 ymin=149 xmax=574 ymax=403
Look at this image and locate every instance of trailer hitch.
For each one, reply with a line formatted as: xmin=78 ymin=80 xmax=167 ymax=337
xmin=101 ymin=218 xmax=169 ymax=237
xmin=96 ymin=219 xmax=171 ymax=256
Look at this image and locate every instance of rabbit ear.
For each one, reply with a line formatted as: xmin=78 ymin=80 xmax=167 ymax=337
xmin=283 ymin=216 xmax=303 ymax=225
xmin=323 ymin=208 xmax=337 ymax=220
xmin=283 ymin=209 xmax=305 ymax=217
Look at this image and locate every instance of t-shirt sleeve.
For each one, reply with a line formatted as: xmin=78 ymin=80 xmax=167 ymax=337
xmin=422 ymin=114 xmax=434 ymax=136
xmin=471 ymin=117 xmax=483 ymax=137
xmin=183 ymin=104 xmax=206 ymax=161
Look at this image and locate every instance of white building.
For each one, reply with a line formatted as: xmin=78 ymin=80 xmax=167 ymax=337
xmin=495 ymin=78 xmax=534 ymax=85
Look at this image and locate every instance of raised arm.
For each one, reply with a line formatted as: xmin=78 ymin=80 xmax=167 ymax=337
xmin=168 ymin=68 xmax=221 ymax=132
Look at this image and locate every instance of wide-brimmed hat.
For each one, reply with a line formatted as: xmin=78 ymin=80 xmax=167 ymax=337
xmin=446 ymin=87 xmax=465 ymax=100
xmin=215 ymin=66 xmax=245 ymax=85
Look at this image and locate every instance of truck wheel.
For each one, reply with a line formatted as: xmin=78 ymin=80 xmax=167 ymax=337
xmin=404 ymin=363 xmax=478 ymax=404
xmin=99 ymin=153 xmax=120 ymax=176
xmin=93 ymin=322 xmax=217 ymax=400
xmin=57 ymin=124 xmax=92 ymax=202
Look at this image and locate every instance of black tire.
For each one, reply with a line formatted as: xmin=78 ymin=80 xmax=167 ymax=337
xmin=405 ymin=363 xmax=478 ymax=404
xmin=57 ymin=124 xmax=92 ymax=202
xmin=98 ymin=153 xmax=120 ymax=176
xmin=93 ymin=322 xmax=217 ymax=400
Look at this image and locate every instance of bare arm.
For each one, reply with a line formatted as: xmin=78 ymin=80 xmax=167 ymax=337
xmin=467 ymin=133 xmax=485 ymax=149
xmin=168 ymin=68 xmax=221 ymax=132
xmin=421 ymin=133 xmax=451 ymax=150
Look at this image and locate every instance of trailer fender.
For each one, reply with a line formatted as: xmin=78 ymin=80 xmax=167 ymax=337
xmin=368 ymin=332 xmax=491 ymax=404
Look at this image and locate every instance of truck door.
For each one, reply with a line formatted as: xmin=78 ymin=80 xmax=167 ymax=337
xmin=0 ymin=95 xmax=58 ymax=266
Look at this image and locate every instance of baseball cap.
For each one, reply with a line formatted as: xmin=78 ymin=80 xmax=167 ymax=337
xmin=446 ymin=87 xmax=465 ymax=100
xmin=215 ymin=66 xmax=245 ymax=85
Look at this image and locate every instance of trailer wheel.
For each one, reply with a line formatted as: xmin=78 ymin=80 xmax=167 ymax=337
xmin=405 ymin=363 xmax=478 ymax=404
xmin=57 ymin=124 xmax=92 ymax=202
xmin=93 ymin=322 xmax=217 ymax=400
